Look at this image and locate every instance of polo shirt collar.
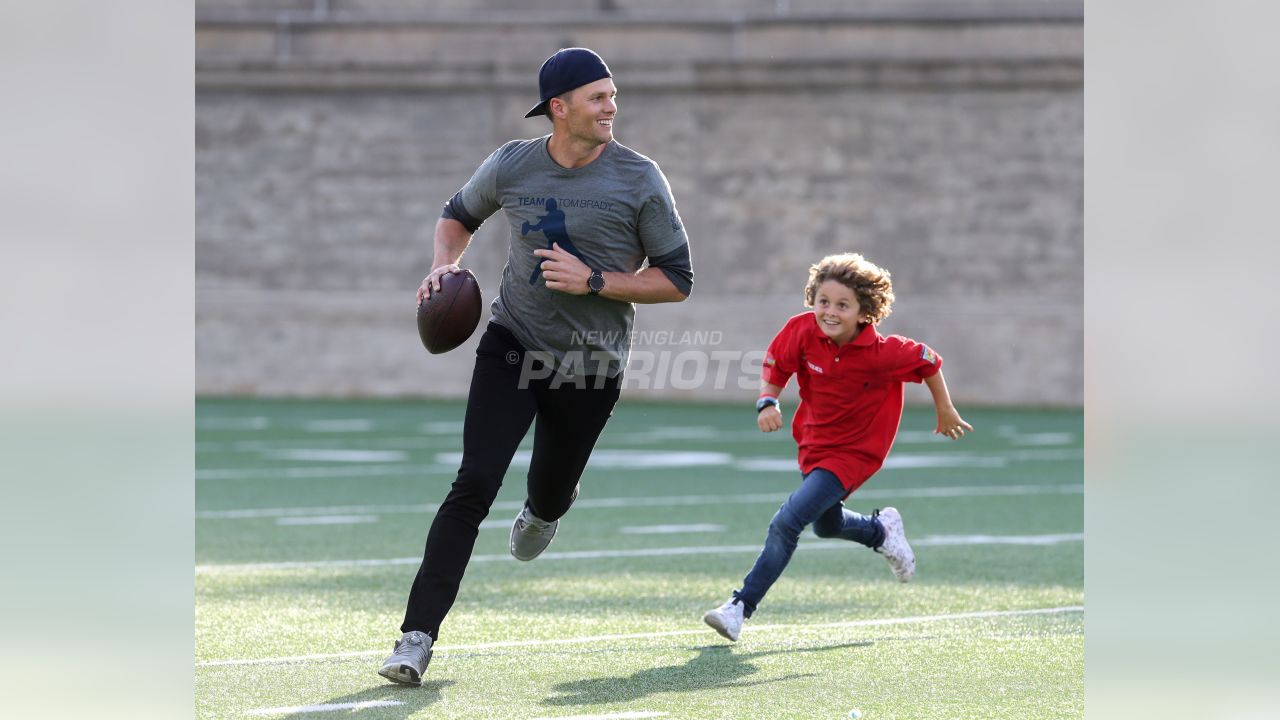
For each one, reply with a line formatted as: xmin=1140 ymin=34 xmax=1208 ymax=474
xmin=850 ymin=322 xmax=879 ymax=346
xmin=813 ymin=317 xmax=879 ymax=348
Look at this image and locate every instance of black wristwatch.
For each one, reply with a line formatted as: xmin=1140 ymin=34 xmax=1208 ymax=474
xmin=587 ymin=269 xmax=605 ymax=296
xmin=756 ymin=396 xmax=780 ymax=413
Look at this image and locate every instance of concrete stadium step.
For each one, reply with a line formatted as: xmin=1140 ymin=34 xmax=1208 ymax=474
xmin=196 ymin=0 xmax=1083 ymax=23
xmin=196 ymin=0 xmax=1082 ymax=69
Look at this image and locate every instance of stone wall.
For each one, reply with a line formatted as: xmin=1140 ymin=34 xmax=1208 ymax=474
xmin=196 ymin=0 xmax=1082 ymax=406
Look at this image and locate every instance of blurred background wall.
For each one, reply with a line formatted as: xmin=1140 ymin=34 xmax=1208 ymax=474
xmin=195 ymin=0 xmax=1082 ymax=406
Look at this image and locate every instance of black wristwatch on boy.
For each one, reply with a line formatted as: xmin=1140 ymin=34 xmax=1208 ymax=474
xmin=756 ymin=396 xmax=779 ymax=413
xmin=587 ymin=269 xmax=605 ymax=296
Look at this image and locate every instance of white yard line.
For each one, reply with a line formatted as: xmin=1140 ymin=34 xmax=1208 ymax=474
xmin=920 ymin=533 xmax=1083 ymax=546
xmin=198 ymin=605 xmax=1083 ymax=668
xmin=421 ymin=421 xmax=465 ymax=434
xmin=302 ymin=419 xmax=376 ymax=433
xmin=197 ymin=448 xmax=1080 ymax=481
xmin=196 ymin=464 xmax=455 ymax=481
xmin=262 ymin=449 xmax=409 ymax=463
xmin=275 ymin=515 xmax=379 ymax=526
xmin=196 ymin=427 xmax=1065 ymax=451
xmin=196 ymin=416 xmax=270 ymax=430
xmin=195 ymin=533 xmax=1082 ymax=574
xmin=196 ymin=483 xmax=1083 ymax=520
xmin=197 ymin=437 xmax=463 ymax=453
xmin=529 ymin=707 xmax=670 ymax=712
xmin=435 ymin=450 xmax=734 ymax=469
xmin=246 ymin=700 xmax=403 ymax=715
xmin=619 ymin=524 xmax=725 ymax=534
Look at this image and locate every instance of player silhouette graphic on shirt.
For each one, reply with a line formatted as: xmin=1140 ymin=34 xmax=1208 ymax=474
xmin=523 ymin=198 xmax=593 ymax=284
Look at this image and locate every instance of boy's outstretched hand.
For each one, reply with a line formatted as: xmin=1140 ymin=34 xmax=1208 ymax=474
xmin=758 ymin=406 xmax=783 ymax=433
xmin=934 ymin=406 xmax=973 ymax=440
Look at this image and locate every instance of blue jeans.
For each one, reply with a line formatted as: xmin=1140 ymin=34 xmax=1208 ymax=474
xmin=735 ymin=468 xmax=885 ymax=615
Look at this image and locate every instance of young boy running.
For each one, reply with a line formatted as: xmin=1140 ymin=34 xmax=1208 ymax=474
xmin=703 ymin=252 xmax=972 ymax=641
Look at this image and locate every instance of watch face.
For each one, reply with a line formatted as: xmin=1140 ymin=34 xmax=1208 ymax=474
xmin=589 ymin=272 xmax=605 ymax=292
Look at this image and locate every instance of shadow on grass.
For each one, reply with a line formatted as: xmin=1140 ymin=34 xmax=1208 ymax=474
xmin=275 ymin=679 xmax=455 ymax=719
xmin=541 ymin=641 xmax=870 ymax=708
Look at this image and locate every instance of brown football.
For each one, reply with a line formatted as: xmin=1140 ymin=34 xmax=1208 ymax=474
xmin=416 ymin=269 xmax=482 ymax=354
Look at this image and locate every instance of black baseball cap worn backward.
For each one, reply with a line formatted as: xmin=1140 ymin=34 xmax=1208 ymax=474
xmin=524 ymin=48 xmax=613 ymax=119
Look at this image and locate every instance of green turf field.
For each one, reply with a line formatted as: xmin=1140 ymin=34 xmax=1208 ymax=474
xmin=195 ymin=398 xmax=1083 ymax=719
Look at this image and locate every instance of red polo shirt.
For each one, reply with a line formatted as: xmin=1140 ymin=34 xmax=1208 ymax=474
xmin=761 ymin=313 xmax=942 ymax=494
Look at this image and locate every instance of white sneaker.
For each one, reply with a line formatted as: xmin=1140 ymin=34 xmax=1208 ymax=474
xmin=874 ymin=507 xmax=916 ymax=582
xmin=377 ymin=630 xmax=433 ymax=686
xmin=510 ymin=504 xmax=559 ymax=561
xmin=702 ymin=597 xmax=745 ymax=642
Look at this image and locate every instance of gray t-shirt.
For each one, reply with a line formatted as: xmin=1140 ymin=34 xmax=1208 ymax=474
xmin=457 ymin=135 xmax=689 ymax=377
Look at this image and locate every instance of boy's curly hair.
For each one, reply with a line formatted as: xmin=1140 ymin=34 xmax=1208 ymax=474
xmin=803 ymin=252 xmax=896 ymax=323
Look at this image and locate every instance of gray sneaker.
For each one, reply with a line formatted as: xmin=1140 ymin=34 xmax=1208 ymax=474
xmin=510 ymin=504 xmax=558 ymax=561
xmin=378 ymin=630 xmax=433 ymax=686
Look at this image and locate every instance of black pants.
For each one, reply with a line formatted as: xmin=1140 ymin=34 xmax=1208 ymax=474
xmin=401 ymin=323 xmax=621 ymax=638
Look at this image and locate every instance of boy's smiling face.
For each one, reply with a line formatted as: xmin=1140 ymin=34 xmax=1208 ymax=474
xmin=813 ymin=279 xmax=870 ymax=346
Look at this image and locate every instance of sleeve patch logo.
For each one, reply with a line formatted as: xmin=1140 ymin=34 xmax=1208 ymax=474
xmin=763 ymin=353 xmax=776 ymax=368
xmin=921 ymin=345 xmax=937 ymax=364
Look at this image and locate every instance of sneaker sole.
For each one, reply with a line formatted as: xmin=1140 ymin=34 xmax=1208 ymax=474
xmin=702 ymin=611 xmax=739 ymax=642
xmin=892 ymin=548 xmax=916 ymax=583
xmin=378 ymin=664 xmax=423 ymax=686
xmin=879 ymin=508 xmax=915 ymax=583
